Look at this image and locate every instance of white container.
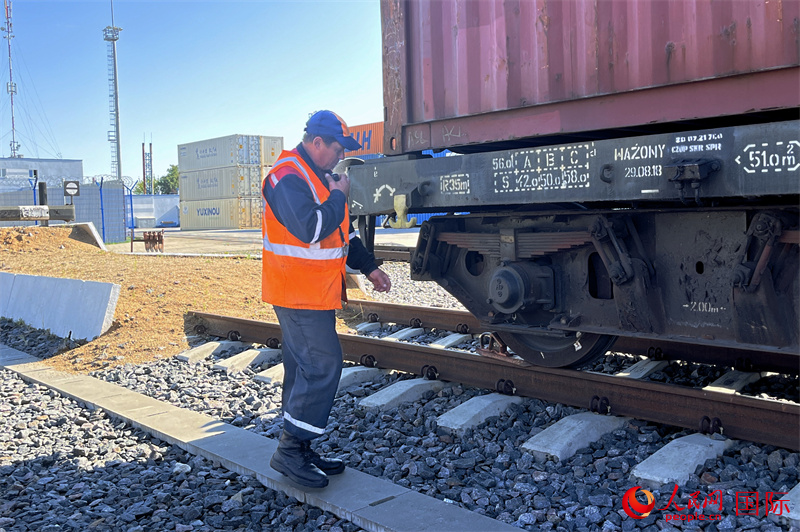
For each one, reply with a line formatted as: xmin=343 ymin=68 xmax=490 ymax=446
xmin=261 ymin=136 xmax=283 ymax=167
xmin=178 ymin=135 xmax=283 ymax=172
xmin=239 ymin=196 xmax=263 ymax=228
xmin=179 ymin=165 xmax=264 ymax=201
xmin=180 ymin=197 xmax=263 ymax=230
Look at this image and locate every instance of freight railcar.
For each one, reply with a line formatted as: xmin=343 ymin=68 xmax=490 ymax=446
xmin=347 ymin=0 xmax=800 ymax=367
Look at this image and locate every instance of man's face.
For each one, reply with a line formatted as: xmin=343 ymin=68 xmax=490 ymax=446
xmin=311 ymin=138 xmax=345 ymax=171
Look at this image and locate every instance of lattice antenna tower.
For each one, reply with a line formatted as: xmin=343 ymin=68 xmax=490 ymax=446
xmin=103 ymin=0 xmax=122 ymax=181
xmin=2 ymin=0 xmax=20 ymax=157
xmin=142 ymin=136 xmax=153 ymax=194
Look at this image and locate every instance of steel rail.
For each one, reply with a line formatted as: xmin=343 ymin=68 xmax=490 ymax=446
xmin=373 ymin=244 xmax=413 ymax=262
xmin=345 ymin=299 xmax=481 ymax=332
xmin=344 ymin=299 xmax=800 ymax=374
xmin=189 ymin=311 xmax=800 ymax=450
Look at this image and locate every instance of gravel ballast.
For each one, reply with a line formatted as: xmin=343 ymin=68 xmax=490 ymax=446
xmin=0 ymin=364 xmax=364 ymax=532
xmin=3 ymin=314 xmax=799 ymax=532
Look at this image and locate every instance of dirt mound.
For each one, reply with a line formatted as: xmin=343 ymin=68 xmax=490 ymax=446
xmin=0 ymin=226 xmax=276 ymax=373
xmin=0 ymin=226 xmax=367 ymax=374
xmin=1 ymin=226 xmax=97 ymax=253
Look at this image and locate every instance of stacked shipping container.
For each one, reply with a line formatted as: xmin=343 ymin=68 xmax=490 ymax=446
xmin=178 ymin=135 xmax=283 ymax=230
xmin=380 ymin=0 xmax=799 ymax=155
xmin=341 ymin=122 xmax=384 ymax=158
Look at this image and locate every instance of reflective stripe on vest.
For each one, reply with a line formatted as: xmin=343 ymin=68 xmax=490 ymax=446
xmin=262 ymin=239 xmax=348 ymax=260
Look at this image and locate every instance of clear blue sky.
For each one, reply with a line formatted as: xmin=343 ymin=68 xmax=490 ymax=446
xmin=0 ymin=0 xmax=383 ymax=180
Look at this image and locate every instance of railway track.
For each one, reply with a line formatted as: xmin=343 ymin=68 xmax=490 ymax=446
xmin=189 ymin=309 xmax=800 ymax=451
xmin=343 ymin=299 xmax=800 ymax=375
xmin=373 ymin=244 xmax=413 ymax=262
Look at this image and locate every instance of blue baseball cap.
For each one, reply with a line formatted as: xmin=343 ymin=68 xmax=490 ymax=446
xmin=305 ymin=110 xmax=362 ymax=151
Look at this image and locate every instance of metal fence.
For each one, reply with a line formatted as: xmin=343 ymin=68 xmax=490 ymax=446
xmin=0 ymin=179 xmax=127 ymax=243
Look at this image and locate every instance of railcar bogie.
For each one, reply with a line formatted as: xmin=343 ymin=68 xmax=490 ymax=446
xmin=403 ymin=207 xmax=798 ymax=367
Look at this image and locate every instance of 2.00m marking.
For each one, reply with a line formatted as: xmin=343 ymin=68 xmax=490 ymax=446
xmin=684 ymin=301 xmax=725 ymax=313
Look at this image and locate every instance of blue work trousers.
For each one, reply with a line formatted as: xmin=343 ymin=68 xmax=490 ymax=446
xmin=273 ymin=305 xmax=343 ymax=441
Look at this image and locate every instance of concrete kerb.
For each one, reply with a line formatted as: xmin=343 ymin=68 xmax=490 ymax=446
xmin=0 ymin=344 xmax=519 ymax=532
xmin=0 ymin=344 xmax=37 ymax=364
xmin=0 ymin=272 xmax=119 ymax=341
xmin=65 ymin=221 xmax=108 ymax=251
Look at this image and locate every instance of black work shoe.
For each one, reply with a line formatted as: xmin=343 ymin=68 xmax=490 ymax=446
xmin=270 ymin=431 xmax=328 ymax=488
xmin=302 ymin=441 xmax=345 ymax=475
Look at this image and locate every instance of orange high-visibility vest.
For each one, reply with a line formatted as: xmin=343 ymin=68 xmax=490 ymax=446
xmin=261 ymin=150 xmax=349 ymax=310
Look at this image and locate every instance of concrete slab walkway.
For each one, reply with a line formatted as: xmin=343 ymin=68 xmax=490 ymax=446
xmin=0 ymin=344 xmax=517 ymax=532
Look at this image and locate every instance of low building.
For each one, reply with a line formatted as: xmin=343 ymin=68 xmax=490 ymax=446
xmin=0 ymin=157 xmax=127 ymax=244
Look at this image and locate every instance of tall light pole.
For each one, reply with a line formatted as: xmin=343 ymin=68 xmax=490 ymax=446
xmin=142 ymin=138 xmax=153 ymax=194
xmin=3 ymin=0 xmax=20 ymax=157
xmin=103 ymin=0 xmax=122 ymax=182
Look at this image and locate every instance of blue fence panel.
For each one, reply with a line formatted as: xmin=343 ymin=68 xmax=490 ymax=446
xmin=0 ymin=188 xmax=35 ymax=227
xmin=0 ymin=181 xmax=126 ymax=243
xmin=124 ymin=188 xmax=135 ymax=231
xmin=96 ymin=182 xmax=126 ymax=243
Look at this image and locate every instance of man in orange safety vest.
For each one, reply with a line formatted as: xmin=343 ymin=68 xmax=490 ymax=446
xmin=262 ymin=110 xmax=391 ymax=488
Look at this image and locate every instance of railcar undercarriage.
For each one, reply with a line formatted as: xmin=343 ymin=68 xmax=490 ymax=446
xmin=348 ymin=120 xmax=800 ymax=367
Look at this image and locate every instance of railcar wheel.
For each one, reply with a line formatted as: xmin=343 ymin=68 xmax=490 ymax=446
xmin=498 ymin=331 xmax=617 ymax=368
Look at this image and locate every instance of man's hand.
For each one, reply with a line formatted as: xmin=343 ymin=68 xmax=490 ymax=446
xmin=325 ymin=172 xmax=350 ymax=197
xmin=366 ymin=268 xmax=391 ymax=293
